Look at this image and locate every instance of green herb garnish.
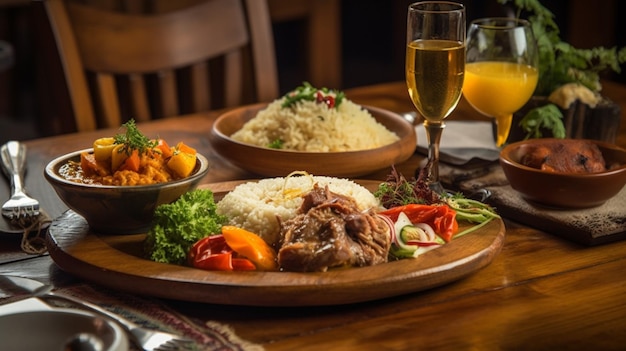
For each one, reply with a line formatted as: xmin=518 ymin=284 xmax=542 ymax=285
xmin=113 ymin=119 xmax=157 ymax=155
xmin=282 ymin=82 xmax=317 ymax=108
xmin=268 ymin=139 xmax=284 ymax=149
xmin=333 ymin=90 xmax=345 ymax=107
xmin=441 ymin=193 xmax=500 ymax=224
xmin=281 ymin=82 xmax=344 ymax=109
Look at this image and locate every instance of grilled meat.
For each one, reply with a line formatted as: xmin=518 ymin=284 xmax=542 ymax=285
xmin=278 ymin=185 xmax=390 ymax=272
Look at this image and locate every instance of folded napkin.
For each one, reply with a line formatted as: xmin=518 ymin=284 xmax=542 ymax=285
xmin=1 ymin=284 xmax=263 ymax=351
xmin=415 ymin=121 xmax=500 ymax=166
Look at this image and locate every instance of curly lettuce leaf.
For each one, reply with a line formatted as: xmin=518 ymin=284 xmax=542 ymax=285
xmin=144 ymin=189 xmax=226 ymax=265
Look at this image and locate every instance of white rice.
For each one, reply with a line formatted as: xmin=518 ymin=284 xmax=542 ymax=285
xmin=216 ymin=174 xmax=381 ymax=247
xmin=230 ymin=98 xmax=399 ymax=152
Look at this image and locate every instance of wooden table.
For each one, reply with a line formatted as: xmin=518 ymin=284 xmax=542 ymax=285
xmin=2 ymin=81 xmax=626 ymax=350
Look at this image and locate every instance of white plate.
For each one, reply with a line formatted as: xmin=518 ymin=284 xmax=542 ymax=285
xmin=0 ymin=306 xmax=128 ymax=351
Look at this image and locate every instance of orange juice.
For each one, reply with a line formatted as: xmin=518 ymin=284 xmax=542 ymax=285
xmin=463 ymin=61 xmax=538 ymax=118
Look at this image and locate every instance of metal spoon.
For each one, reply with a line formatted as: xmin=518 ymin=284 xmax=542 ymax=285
xmin=64 ymin=333 xmax=104 ymax=351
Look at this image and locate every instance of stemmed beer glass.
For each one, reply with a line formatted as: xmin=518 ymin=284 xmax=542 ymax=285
xmin=406 ymin=1 xmax=465 ymax=193
xmin=463 ymin=18 xmax=539 ymax=147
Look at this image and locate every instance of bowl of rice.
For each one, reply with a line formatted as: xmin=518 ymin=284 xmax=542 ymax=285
xmin=209 ymin=84 xmax=416 ymax=177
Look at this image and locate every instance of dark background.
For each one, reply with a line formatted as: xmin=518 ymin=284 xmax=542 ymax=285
xmin=275 ymin=0 xmax=625 ymax=92
xmin=0 ymin=0 xmax=624 ymax=142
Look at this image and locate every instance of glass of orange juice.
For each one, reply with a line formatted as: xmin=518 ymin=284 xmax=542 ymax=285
xmin=406 ymin=1 xmax=465 ymax=193
xmin=463 ymin=18 xmax=538 ymax=147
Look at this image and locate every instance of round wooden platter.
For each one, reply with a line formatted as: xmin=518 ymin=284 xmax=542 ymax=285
xmin=46 ymin=180 xmax=506 ymax=306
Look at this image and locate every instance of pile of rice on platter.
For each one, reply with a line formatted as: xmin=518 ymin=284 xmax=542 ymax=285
xmin=144 ymin=169 xmax=501 ymax=273
xmin=230 ymin=82 xmax=400 ymax=152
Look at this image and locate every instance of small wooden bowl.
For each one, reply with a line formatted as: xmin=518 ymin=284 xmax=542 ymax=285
xmin=209 ymin=103 xmax=417 ymax=178
xmin=44 ymin=150 xmax=209 ymax=234
xmin=499 ymin=138 xmax=626 ymax=208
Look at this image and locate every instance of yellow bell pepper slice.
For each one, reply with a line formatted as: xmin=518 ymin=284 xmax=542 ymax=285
xmin=93 ymin=137 xmax=116 ymax=162
xmin=111 ymin=144 xmax=129 ymax=172
xmin=167 ymin=151 xmax=196 ymax=178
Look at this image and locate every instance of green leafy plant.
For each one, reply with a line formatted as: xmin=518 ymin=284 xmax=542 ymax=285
xmin=518 ymin=103 xmax=565 ymax=139
xmin=498 ymin=0 xmax=626 ymax=139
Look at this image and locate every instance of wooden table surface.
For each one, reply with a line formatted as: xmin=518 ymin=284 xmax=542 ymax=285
xmin=2 ymin=81 xmax=626 ymax=350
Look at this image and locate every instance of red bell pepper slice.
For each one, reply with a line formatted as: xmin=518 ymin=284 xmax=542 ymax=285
xmin=193 ymin=251 xmax=234 ymax=271
xmin=188 ymin=235 xmax=256 ymax=271
xmin=231 ymin=258 xmax=257 ymax=271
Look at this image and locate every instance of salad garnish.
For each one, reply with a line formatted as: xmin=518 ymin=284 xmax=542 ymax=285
xmin=374 ymin=166 xmax=440 ymax=207
xmin=281 ymin=82 xmax=345 ymax=109
xmin=375 ymin=166 xmax=500 ymax=259
xmin=144 ymin=189 xmax=226 ymax=265
xmin=268 ymin=138 xmax=284 ymax=149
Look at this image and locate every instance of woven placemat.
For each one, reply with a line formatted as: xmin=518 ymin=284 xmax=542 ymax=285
xmin=1 ymin=283 xmax=263 ymax=351
xmin=59 ymin=284 xmax=264 ymax=351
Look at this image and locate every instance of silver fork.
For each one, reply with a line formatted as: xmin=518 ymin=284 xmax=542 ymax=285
xmin=1 ymin=141 xmax=40 ymax=220
xmin=37 ymin=287 xmax=195 ymax=351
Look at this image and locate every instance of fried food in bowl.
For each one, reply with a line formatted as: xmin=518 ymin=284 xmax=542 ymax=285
xmin=499 ymin=138 xmax=626 ymax=208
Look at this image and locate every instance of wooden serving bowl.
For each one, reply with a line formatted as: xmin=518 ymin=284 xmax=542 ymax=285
xmin=499 ymin=138 xmax=626 ymax=208
xmin=209 ymin=103 xmax=417 ymax=178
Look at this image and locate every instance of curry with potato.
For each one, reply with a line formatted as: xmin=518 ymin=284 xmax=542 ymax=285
xmin=59 ymin=120 xmax=199 ymax=186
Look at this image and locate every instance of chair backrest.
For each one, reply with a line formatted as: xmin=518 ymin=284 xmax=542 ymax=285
xmin=44 ymin=0 xmax=279 ymax=132
xmin=267 ymin=0 xmax=342 ymax=89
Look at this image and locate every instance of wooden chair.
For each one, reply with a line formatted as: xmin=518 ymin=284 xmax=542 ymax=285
xmin=43 ymin=0 xmax=279 ymax=132
xmin=267 ymin=0 xmax=342 ymax=89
